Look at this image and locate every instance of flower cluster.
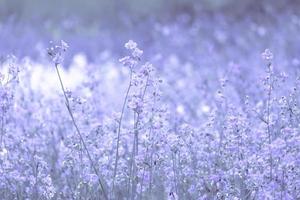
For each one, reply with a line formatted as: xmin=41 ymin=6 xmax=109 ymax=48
xmin=47 ymin=40 xmax=69 ymax=65
xmin=119 ymin=40 xmax=143 ymax=68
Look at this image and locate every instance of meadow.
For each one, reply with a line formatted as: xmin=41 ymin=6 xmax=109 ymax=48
xmin=0 ymin=1 xmax=299 ymax=199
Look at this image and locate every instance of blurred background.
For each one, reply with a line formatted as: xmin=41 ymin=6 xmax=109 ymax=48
xmin=0 ymin=0 xmax=299 ymax=64
xmin=0 ymin=0 xmax=295 ymax=24
xmin=1 ymin=0 xmax=297 ymax=33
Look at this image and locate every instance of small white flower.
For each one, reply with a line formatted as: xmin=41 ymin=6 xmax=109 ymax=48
xmin=61 ymin=40 xmax=69 ymax=51
xmin=132 ymin=48 xmax=143 ymax=58
xmin=125 ymin=40 xmax=137 ymax=50
xmin=261 ymin=49 xmax=273 ymax=61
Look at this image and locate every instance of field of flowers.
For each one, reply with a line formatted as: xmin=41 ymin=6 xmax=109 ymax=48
xmin=0 ymin=1 xmax=300 ymax=199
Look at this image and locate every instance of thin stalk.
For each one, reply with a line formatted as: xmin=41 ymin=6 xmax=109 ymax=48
xmin=147 ymin=90 xmax=158 ymax=197
xmin=55 ymin=64 xmax=108 ymax=200
xmin=139 ymin=151 xmax=148 ymax=200
xmin=126 ymin=113 xmax=136 ymax=200
xmin=171 ymin=152 xmax=179 ymax=196
xmin=33 ymin=161 xmax=39 ymax=200
xmin=134 ymin=74 xmax=150 ymax=155
xmin=0 ymin=113 xmax=4 ymax=147
xmin=266 ymin=63 xmax=273 ymax=180
xmin=281 ymin=166 xmax=286 ymax=200
xmin=148 ymin=151 xmax=153 ymax=196
xmin=139 ymin=120 xmax=154 ymax=199
xmin=112 ymin=68 xmax=133 ymax=195
xmin=129 ymin=75 xmax=150 ymax=200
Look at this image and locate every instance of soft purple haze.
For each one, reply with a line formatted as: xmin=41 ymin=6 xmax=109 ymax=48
xmin=0 ymin=1 xmax=299 ymax=199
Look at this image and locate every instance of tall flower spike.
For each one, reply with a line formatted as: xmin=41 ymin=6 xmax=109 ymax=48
xmin=50 ymin=41 xmax=108 ymax=200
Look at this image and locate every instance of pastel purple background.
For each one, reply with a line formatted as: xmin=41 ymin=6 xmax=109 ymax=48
xmin=0 ymin=1 xmax=299 ymax=199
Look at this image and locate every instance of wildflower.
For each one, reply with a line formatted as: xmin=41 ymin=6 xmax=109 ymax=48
xmin=61 ymin=40 xmax=69 ymax=51
xmin=127 ymin=94 xmax=143 ymax=113
xmin=119 ymin=40 xmax=143 ymax=68
xmin=125 ymin=40 xmax=137 ymax=50
xmin=140 ymin=62 xmax=154 ymax=76
xmin=261 ymin=49 xmax=273 ymax=61
xmin=124 ymin=40 xmax=143 ymax=60
xmin=47 ymin=40 xmax=69 ymax=65
xmin=132 ymin=48 xmax=143 ymax=58
xmin=119 ymin=56 xmax=136 ymax=67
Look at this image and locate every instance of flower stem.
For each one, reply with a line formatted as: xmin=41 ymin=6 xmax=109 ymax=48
xmin=112 ymin=69 xmax=133 ymax=196
xmin=55 ymin=64 xmax=108 ymax=200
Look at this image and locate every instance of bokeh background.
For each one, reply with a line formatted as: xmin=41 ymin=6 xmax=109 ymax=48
xmin=0 ymin=0 xmax=294 ymax=23
xmin=0 ymin=0 xmax=299 ymax=64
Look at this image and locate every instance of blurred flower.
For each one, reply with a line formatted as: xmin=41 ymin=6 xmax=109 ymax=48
xmin=132 ymin=48 xmax=143 ymax=58
xmin=125 ymin=40 xmax=137 ymax=50
xmin=261 ymin=49 xmax=273 ymax=61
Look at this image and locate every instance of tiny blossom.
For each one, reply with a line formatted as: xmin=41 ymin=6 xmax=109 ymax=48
xmin=61 ymin=40 xmax=69 ymax=51
xmin=124 ymin=40 xmax=137 ymax=50
xmin=140 ymin=62 xmax=154 ymax=76
xmin=132 ymin=48 xmax=143 ymax=58
xmin=119 ymin=40 xmax=143 ymax=68
xmin=119 ymin=56 xmax=136 ymax=67
xmin=261 ymin=49 xmax=273 ymax=61
xmin=122 ymin=40 xmax=143 ymax=61
xmin=127 ymin=94 xmax=143 ymax=113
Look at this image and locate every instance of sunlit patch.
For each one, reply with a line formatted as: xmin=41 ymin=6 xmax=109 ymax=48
xmin=201 ymin=105 xmax=210 ymax=113
xmin=72 ymin=53 xmax=87 ymax=68
xmin=176 ymin=104 xmax=185 ymax=115
xmin=176 ymin=79 xmax=186 ymax=88
xmin=27 ymin=57 xmax=88 ymax=96
xmin=0 ymin=147 xmax=8 ymax=160
xmin=106 ymin=64 xmax=119 ymax=80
